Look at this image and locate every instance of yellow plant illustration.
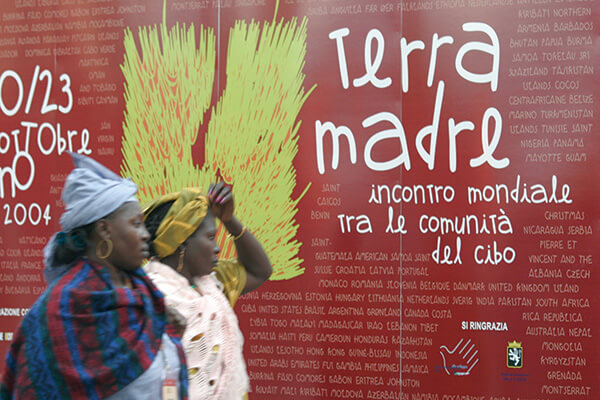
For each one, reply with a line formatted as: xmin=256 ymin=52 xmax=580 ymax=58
xmin=121 ymin=2 xmax=313 ymax=280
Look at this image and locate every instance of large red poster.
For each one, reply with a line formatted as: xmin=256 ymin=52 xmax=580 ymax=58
xmin=0 ymin=1 xmax=598 ymax=398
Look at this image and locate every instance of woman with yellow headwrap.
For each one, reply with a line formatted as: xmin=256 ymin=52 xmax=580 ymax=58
xmin=143 ymin=182 xmax=272 ymax=400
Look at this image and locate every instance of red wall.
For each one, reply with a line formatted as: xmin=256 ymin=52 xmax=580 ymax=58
xmin=0 ymin=1 xmax=598 ymax=399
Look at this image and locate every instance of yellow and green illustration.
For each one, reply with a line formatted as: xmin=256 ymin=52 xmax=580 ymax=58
xmin=120 ymin=1 xmax=314 ymax=280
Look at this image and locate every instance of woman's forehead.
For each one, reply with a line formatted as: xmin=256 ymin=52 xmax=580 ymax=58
xmin=112 ymin=201 xmax=142 ymax=219
xmin=194 ymin=213 xmax=216 ymax=234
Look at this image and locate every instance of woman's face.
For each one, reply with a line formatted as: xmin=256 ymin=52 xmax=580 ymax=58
xmin=183 ymin=212 xmax=220 ymax=277
xmin=103 ymin=202 xmax=150 ymax=271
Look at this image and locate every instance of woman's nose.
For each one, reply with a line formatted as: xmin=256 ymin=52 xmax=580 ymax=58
xmin=140 ymin=225 xmax=150 ymax=241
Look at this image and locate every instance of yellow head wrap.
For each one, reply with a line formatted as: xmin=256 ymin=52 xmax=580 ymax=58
xmin=143 ymin=187 xmax=209 ymax=258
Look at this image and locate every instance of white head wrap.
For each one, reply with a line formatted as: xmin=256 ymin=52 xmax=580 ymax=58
xmin=43 ymin=152 xmax=139 ymax=282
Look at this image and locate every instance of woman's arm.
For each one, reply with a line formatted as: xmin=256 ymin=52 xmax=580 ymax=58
xmin=209 ymin=182 xmax=273 ymax=294
xmin=221 ymin=216 xmax=272 ymax=293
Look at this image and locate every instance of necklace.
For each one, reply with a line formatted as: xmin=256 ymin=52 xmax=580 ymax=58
xmin=190 ymin=282 xmax=204 ymax=296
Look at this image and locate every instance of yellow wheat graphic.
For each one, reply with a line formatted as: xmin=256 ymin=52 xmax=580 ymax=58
xmin=121 ymin=2 xmax=313 ymax=280
xmin=121 ymin=2 xmax=215 ymax=200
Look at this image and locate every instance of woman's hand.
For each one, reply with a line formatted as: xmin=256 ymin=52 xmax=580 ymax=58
xmin=166 ymin=306 xmax=187 ymax=337
xmin=208 ymin=181 xmax=272 ymax=293
xmin=208 ymin=181 xmax=234 ymax=222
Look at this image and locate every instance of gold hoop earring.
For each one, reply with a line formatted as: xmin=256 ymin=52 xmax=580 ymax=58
xmin=96 ymin=238 xmax=113 ymax=259
xmin=177 ymin=247 xmax=185 ymax=273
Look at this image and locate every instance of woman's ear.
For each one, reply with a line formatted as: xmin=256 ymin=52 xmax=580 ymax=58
xmin=94 ymin=219 xmax=112 ymax=240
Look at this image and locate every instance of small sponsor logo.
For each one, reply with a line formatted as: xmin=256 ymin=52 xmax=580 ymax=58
xmin=507 ymin=340 xmax=523 ymax=368
xmin=437 ymin=338 xmax=479 ymax=376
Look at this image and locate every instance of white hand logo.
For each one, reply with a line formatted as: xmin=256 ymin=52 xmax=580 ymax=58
xmin=439 ymin=338 xmax=479 ymax=376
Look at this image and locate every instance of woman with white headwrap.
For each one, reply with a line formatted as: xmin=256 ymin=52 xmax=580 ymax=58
xmin=0 ymin=153 xmax=188 ymax=400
